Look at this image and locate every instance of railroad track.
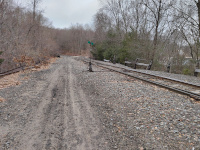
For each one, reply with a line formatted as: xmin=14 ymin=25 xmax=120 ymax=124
xmin=0 ymin=67 xmax=23 ymax=77
xmin=82 ymin=58 xmax=200 ymax=101
xmin=0 ymin=65 xmax=33 ymax=77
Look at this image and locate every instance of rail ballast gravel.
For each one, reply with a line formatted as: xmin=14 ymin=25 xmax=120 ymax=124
xmin=82 ymin=58 xmax=200 ymax=101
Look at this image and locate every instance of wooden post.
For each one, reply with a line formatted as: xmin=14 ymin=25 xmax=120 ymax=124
xmin=147 ymin=60 xmax=153 ymax=70
xmin=134 ymin=58 xmax=138 ymax=69
xmin=194 ymin=69 xmax=200 ymax=77
xmin=167 ymin=62 xmax=171 ymax=73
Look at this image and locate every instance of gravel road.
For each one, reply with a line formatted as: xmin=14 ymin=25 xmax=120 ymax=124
xmin=0 ymin=56 xmax=107 ymax=150
xmin=0 ymin=56 xmax=200 ymax=150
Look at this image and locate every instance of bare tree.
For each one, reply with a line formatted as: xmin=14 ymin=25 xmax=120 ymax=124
xmin=173 ymin=0 xmax=200 ymax=68
xmin=0 ymin=0 xmax=61 ymax=71
xmin=141 ymin=0 xmax=175 ymax=62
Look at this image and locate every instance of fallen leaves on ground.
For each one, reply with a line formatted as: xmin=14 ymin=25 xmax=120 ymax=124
xmin=0 ymin=97 xmax=5 ymax=102
xmin=0 ymin=57 xmax=57 ymax=90
xmin=0 ymin=72 xmax=21 ymax=90
xmin=32 ymin=57 xmax=57 ymax=71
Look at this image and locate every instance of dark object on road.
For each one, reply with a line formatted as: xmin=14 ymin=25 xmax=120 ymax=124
xmin=89 ymin=61 xmax=93 ymax=72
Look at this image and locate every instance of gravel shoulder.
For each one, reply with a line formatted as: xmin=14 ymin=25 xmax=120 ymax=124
xmin=0 ymin=56 xmax=200 ymax=150
xmin=90 ymin=58 xmax=200 ymax=86
xmin=77 ymin=57 xmax=200 ymax=149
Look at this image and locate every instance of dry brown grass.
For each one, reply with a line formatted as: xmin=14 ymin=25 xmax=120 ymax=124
xmin=64 ymin=52 xmax=80 ymax=56
xmin=31 ymin=57 xmax=57 ymax=71
xmin=0 ymin=72 xmax=21 ymax=90
xmin=0 ymin=97 xmax=5 ymax=102
xmin=0 ymin=57 xmax=57 ymax=90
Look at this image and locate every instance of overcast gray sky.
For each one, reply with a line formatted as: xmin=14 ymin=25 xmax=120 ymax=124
xmin=14 ymin=0 xmax=101 ymax=29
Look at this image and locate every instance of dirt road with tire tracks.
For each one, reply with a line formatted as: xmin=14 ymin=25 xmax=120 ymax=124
xmin=0 ymin=56 xmax=107 ymax=150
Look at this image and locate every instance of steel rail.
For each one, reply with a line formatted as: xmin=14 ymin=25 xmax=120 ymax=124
xmin=91 ymin=59 xmax=200 ymax=88
xmin=0 ymin=66 xmax=21 ymax=74
xmin=0 ymin=65 xmax=33 ymax=77
xmin=0 ymin=67 xmax=23 ymax=77
xmin=82 ymin=59 xmax=200 ymax=101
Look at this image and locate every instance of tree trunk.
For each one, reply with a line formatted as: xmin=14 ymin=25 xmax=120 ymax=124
xmin=152 ymin=24 xmax=158 ymax=61
xmin=196 ymin=0 xmax=200 ymax=68
xmin=33 ymin=0 xmax=36 ymax=22
xmin=151 ymin=0 xmax=162 ymax=62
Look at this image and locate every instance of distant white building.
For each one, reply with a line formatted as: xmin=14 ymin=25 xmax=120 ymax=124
xmin=178 ymin=49 xmax=184 ymax=56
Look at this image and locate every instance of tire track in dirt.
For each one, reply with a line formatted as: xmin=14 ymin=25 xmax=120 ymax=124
xmin=41 ymin=78 xmax=66 ymax=150
xmin=0 ymin=56 xmax=107 ymax=150
xmin=65 ymin=60 xmax=102 ymax=150
xmin=16 ymin=64 xmax=64 ymax=149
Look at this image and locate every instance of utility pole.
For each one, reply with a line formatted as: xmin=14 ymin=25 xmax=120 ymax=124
xmin=88 ymin=41 xmax=93 ymax=72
